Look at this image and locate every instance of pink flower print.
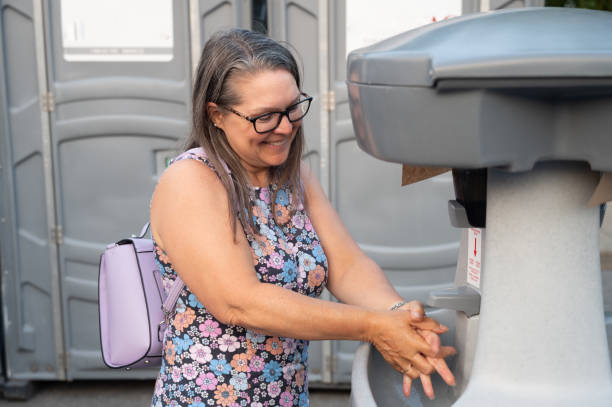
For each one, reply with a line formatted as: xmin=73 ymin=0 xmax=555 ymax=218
xmin=279 ymin=391 xmax=294 ymax=407
xmin=154 ymin=378 xmax=163 ymax=396
xmin=292 ymin=214 xmax=305 ymax=229
xmin=283 ymin=338 xmax=297 ymax=356
xmin=267 ymin=381 xmax=282 ymax=398
xmin=171 ymin=366 xmax=182 ymax=383
xmin=304 ymin=217 xmax=313 ymax=232
xmin=199 ymin=319 xmax=222 ymax=338
xmin=189 ymin=343 xmax=212 ymax=364
xmin=267 ymin=252 xmax=284 ymax=270
xmin=282 ymin=364 xmax=296 ymax=381
xmin=182 ymin=363 xmax=198 ymax=380
xmin=249 ymin=355 xmax=265 ymax=372
xmin=259 ymin=188 xmax=271 ymax=203
xmin=196 ymin=372 xmax=218 ymax=391
xmin=219 ymin=334 xmax=240 ymax=352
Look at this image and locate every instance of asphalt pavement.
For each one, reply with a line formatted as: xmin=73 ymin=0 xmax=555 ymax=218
xmin=0 ymin=380 xmax=350 ymax=407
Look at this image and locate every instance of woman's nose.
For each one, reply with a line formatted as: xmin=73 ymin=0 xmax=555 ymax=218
xmin=275 ymin=114 xmax=293 ymax=134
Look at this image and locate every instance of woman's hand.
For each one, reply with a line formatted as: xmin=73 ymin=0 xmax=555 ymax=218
xmin=403 ymin=328 xmax=456 ymax=399
xmin=388 ymin=301 xmax=457 ymax=399
xmin=369 ymin=309 xmax=453 ymax=382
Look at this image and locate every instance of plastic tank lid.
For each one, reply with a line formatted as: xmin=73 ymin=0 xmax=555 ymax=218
xmin=347 ymin=8 xmax=612 ymax=87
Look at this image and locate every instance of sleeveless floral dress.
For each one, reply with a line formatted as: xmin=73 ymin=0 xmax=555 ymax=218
xmin=151 ymin=148 xmax=328 ymax=407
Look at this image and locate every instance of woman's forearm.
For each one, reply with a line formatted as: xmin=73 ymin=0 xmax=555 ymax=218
xmin=220 ymin=280 xmax=380 ymax=342
xmin=327 ymin=255 xmax=405 ymax=311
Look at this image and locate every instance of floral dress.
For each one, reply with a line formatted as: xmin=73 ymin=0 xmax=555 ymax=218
xmin=151 ymin=148 xmax=328 ymax=407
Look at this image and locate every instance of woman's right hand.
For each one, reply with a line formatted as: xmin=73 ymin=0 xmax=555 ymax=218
xmin=369 ymin=310 xmax=456 ymax=398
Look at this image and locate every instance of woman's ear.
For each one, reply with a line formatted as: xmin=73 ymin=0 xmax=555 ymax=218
xmin=206 ymin=102 xmax=224 ymax=129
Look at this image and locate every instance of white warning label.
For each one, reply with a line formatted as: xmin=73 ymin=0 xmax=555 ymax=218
xmin=467 ymin=228 xmax=482 ymax=289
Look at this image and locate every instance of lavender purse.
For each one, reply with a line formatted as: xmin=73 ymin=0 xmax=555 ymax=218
xmin=98 ymin=223 xmax=184 ymax=369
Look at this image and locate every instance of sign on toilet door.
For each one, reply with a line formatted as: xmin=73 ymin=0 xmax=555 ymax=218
xmin=468 ymin=228 xmax=482 ymax=288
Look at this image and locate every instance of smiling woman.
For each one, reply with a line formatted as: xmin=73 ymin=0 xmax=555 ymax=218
xmin=149 ymin=29 xmax=456 ymax=407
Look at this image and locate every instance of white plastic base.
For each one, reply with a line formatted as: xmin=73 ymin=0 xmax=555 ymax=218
xmin=453 ymin=162 xmax=612 ymax=407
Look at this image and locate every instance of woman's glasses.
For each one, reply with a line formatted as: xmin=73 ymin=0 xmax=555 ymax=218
xmin=221 ymin=92 xmax=312 ymax=134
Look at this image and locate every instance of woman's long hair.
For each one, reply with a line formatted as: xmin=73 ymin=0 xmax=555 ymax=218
xmin=186 ymin=29 xmax=305 ymax=237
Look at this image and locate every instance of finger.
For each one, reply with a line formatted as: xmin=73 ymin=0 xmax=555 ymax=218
xmin=407 ymin=300 xmax=424 ymax=321
xmin=418 ymin=329 xmax=441 ymax=354
xmin=438 ymin=345 xmax=457 ymax=358
xmin=428 ymin=356 xmax=456 ymax=387
xmin=409 ymin=353 xmax=434 ymax=375
xmin=404 ymin=364 xmax=420 ymax=380
xmin=420 ymin=373 xmax=435 ymax=400
xmin=403 ymin=374 xmax=413 ymax=398
xmin=409 ymin=317 xmax=447 ymax=333
xmin=406 ymin=331 xmax=440 ymax=357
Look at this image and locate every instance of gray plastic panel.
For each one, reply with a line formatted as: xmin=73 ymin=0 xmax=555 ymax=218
xmin=0 ymin=0 xmax=62 ymax=380
xmin=198 ymin=0 xmax=251 ymax=42
xmin=348 ymin=81 xmax=612 ymax=173
xmin=268 ymin=0 xmax=324 ymax=184
xmin=42 ymin=0 xmax=193 ymax=379
xmin=348 ymin=8 xmax=612 ymax=87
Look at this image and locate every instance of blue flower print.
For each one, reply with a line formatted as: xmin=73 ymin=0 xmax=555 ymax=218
xmin=251 ymin=240 xmax=264 ymax=258
xmin=299 ymin=392 xmax=308 ymax=407
xmin=263 ymin=360 xmax=282 ymax=383
xmin=312 ymin=244 xmax=326 ymax=263
xmin=301 ymin=348 xmax=308 ymax=363
xmin=172 ymin=334 xmax=193 ymax=355
xmin=230 ymin=372 xmax=248 ymax=391
xmin=281 ymin=260 xmax=297 ymax=283
xmin=260 ymin=223 xmax=277 ymax=243
xmin=275 ymin=189 xmax=290 ymax=206
xmin=175 ymin=298 xmax=186 ymax=313
xmin=246 ymin=330 xmax=266 ymax=344
xmin=298 ymin=253 xmax=316 ymax=272
xmin=188 ymin=293 xmax=204 ymax=309
xmin=210 ymin=358 xmax=231 ymax=375
xmin=188 ymin=402 xmax=206 ymax=407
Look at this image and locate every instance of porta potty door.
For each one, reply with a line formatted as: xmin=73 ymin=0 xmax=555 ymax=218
xmin=0 ymin=0 xmax=66 ymax=380
xmin=42 ymin=0 xmax=192 ymax=379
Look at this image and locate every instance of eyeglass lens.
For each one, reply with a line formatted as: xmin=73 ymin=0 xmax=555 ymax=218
xmin=254 ymin=98 xmax=311 ymax=133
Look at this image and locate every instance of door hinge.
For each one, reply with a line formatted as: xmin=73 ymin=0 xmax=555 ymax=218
xmin=41 ymin=92 xmax=55 ymax=113
xmin=322 ymin=90 xmax=335 ymax=112
xmin=51 ymin=225 xmax=63 ymax=246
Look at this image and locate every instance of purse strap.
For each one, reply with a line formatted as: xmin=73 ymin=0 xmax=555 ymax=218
xmin=136 ymin=221 xmax=186 ymax=332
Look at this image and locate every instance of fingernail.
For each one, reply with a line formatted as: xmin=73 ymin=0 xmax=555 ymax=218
xmin=439 ymin=324 xmax=448 ymax=330
xmin=428 ymin=394 xmax=435 ymax=400
xmin=412 ymin=311 xmax=421 ymax=319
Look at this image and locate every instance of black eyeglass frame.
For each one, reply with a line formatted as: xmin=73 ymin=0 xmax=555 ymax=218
xmin=220 ymin=92 xmax=313 ymax=134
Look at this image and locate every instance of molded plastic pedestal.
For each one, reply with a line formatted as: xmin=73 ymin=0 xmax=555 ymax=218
xmin=453 ymin=162 xmax=612 ymax=406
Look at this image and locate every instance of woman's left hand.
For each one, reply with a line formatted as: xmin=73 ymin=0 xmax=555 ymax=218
xmin=397 ymin=301 xmax=456 ymax=399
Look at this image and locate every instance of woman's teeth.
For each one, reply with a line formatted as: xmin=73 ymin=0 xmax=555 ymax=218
xmin=266 ymin=140 xmax=285 ymax=146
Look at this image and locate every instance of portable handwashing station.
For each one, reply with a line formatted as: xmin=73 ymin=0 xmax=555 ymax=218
xmin=348 ymin=8 xmax=612 ymax=407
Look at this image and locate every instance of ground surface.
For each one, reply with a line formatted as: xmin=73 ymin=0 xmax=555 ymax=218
xmin=0 ymin=381 xmax=350 ymax=407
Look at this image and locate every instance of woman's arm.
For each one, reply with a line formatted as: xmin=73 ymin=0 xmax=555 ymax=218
xmin=300 ymin=163 xmax=411 ymax=311
xmin=150 ymin=159 xmax=446 ymax=377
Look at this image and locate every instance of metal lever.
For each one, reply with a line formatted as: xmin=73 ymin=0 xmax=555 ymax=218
xmin=426 ymin=285 xmax=481 ymax=317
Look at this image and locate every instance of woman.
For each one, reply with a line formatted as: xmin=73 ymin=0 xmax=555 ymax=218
xmin=150 ymin=29 xmax=455 ymax=407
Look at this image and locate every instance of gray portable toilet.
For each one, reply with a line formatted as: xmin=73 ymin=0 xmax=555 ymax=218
xmin=348 ymin=7 xmax=612 ymax=407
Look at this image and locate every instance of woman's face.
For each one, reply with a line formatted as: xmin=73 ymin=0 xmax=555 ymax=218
xmin=212 ymin=69 xmax=302 ymax=186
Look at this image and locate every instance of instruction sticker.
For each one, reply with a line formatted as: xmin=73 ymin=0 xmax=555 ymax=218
xmin=467 ymin=228 xmax=482 ymax=289
xmin=61 ymin=0 xmax=174 ymax=62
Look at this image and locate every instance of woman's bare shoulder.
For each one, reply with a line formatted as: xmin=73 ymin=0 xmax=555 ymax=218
xmin=151 ymin=158 xmax=230 ymax=246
